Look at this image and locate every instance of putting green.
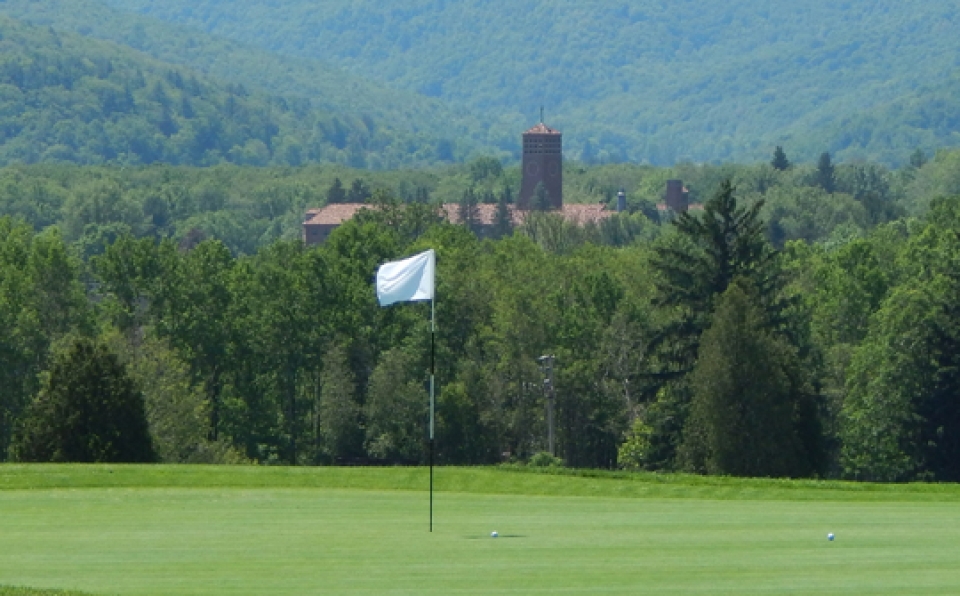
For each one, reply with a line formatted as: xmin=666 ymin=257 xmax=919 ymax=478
xmin=1 ymin=467 xmax=959 ymax=595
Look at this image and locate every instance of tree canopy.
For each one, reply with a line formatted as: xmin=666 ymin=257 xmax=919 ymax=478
xmin=1 ymin=148 xmax=960 ymax=479
xmin=0 ymin=15 xmax=484 ymax=169
xmin=12 ymin=0 xmax=954 ymax=166
xmin=12 ymin=336 xmax=154 ymax=463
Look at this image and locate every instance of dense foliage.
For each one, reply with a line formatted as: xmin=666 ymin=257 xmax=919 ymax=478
xmin=0 ymin=15 xmax=488 ymax=168
xmin=58 ymin=0 xmax=960 ymax=165
xmin=2 ymin=150 xmax=960 ymax=480
xmin=2 ymin=1 xmax=500 ymax=163
xmin=11 ymin=336 xmax=154 ymax=463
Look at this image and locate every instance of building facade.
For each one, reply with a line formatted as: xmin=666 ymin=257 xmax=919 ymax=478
xmin=518 ymin=122 xmax=563 ymax=210
xmin=664 ymin=179 xmax=690 ymax=212
xmin=303 ymin=120 xmax=621 ymax=246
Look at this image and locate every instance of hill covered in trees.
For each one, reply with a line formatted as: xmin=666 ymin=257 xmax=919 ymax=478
xmin=0 ymin=11 xmax=500 ymax=168
xmin=2 ymin=0 xmax=505 ymax=160
xmin=80 ymin=0 xmax=960 ymax=166
xmin=5 ymin=0 xmax=960 ymax=167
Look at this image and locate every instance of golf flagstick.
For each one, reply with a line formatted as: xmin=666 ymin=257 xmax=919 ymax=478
xmin=374 ymin=249 xmax=436 ymax=532
xmin=430 ymin=297 xmax=435 ymax=532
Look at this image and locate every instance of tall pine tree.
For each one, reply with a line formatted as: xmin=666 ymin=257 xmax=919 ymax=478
xmin=458 ymin=187 xmax=480 ymax=235
xmin=12 ymin=337 xmax=154 ymax=463
xmin=492 ymin=191 xmax=514 ymax=239
xmin=771 ymin=146 xmax=790 ymax=171
xmin=645 ymin=180 xmax=799 ymax=472
xmin=326 ymin=177 xmax=347 ymax=204
xmin=652 ymin=180 xmax=783 ymax=376
xmin=681 ymin=280 xmax=818 ymax=477
xmin=816 ymin=152 xmax=835 ymax=193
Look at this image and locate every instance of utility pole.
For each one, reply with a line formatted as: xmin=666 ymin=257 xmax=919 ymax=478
xmin=538 ymin=355 xmax=556 ymax=457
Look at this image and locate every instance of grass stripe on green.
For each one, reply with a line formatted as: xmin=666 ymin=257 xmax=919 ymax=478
xmin=0 ymin=588 xmax=93 ymax=595
xmin=3 ymin=467 xmax=960 ymax=594
xmin=2 ymin=484 xmax=960 ymax=595
xmin=2 ymin=464 xmax=960 ymax=502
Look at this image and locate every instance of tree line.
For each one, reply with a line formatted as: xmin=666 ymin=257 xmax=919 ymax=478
xmin=3 ymin=146 xmax=959 ymax=258
xmin=3 ymin=150 xmax=960 ymax=479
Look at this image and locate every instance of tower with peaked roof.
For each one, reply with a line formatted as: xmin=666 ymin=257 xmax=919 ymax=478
xmin=519 ymin=120 xmax=562 ymax=210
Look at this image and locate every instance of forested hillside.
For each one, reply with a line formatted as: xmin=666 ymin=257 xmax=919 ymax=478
xmin=1 ymin=0 xmax=505 ymax=162
xmin=789 ymin=75 xmax=960 ymax=166
xmin=0 ymin=16 xmax=479 ymax=168
xmin=4 ymin=0 xmax=960 ymax=483
xmin=92 ymin=0 xmax=960 ymax=165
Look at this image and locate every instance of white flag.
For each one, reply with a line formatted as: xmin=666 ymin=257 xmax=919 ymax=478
xmin=376 ymin=249 xmax=435 ymax=306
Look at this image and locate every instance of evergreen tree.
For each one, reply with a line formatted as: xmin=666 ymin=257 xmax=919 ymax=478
xmin=771 ymin=146 xmax=790 ymax=171
xmin=816 ymin=152 xmax=835 ymax=193
xmin=347 ymin=178 xmax=371 ymax=203
xmin=11 ymin=337 xmax=154 ymax=463
xmin=910 ymin=148 xmax=927 ymax=169
xmin=458 ymin=187 xmax=480 ymax=234
xmin=326 ymin=177 xmax=347 ymax=204
xmin=412 ymin=186 xmax=431 ymax=204
xmin=647 ymin=180 xmax=794 ymax=471
xmin=492 ymin=190 xmax=514 ymax=239
xmin=681 ymin=280 xmax=817 ymax=477
xmin=652 ymin=179 xmax=783 ymax=375
xmin=847 ymin=164 xmax=901 ymax=225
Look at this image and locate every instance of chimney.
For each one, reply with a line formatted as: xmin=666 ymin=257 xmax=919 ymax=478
xmin=617 ymin=188 xmax=627 ymax=213
xmin=665 ymin=180 xmax=688 ymax=212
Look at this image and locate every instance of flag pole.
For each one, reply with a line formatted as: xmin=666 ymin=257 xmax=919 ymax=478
xmin=373 ymin=248 xmax=436 ymax=532
xmin=429 ymin=297 xmax=435 ymax=532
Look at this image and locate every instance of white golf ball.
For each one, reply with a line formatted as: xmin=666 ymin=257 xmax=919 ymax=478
xmin=827 ymin=533 xmax=835 ymax=541
xmin=491 ymin=531 xmax=498 ymax=538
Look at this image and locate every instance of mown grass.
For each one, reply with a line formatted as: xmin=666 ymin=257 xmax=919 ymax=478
xmin=0 ymin=589 xmax=91 ymax=595
xmin=2 ymin=463 xmax=960 ymax=502
xmin=2 ymin=465 xmax=960 ymax=595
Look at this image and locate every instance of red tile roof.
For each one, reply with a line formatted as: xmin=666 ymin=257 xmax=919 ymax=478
xmin=656 ymin=203 xmax=705 ymax=212
xmin=559 ymin=203 xmax=612 ymax=224
xmin=304 ymin=204 xmax=368 ymax=226
xmin=523 ymin=123 xmax=561 ymax=135
xmin=441 ymin=203 xmax=611 ymax=225
xmin=305 ymin=201 xmax=613 ymax=230
xmin=440 ymin=203 xmax=524 ymax=226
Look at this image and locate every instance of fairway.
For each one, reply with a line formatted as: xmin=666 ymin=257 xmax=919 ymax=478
xmin=2 ymin=467 xmax=960 ymax=595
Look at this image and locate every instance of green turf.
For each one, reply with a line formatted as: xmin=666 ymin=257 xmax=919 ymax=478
xmin=2 ymin=466 xmax=959 ymax=595
xmin=4 ymin=464 xmax=960 ymax=501
xmin=0 ymin=589 xmax=92 ymax=596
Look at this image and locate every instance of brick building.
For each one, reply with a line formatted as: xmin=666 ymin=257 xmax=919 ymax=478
xmin=302 ymin=202 xmax=613 ymax=246
xmin=518 ymin=122 xmax=563 ymax=210
xmin=303 ymin=119 xmax=617 ymax=246
xmin=302 ymin=204 xmax=367 ymax=245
